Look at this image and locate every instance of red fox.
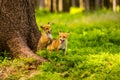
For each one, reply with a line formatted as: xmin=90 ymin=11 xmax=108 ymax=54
xmin=47 ymin=32 xmax=70 ymax=54
xmin=37 ymin=23 xmax=52 ymax=51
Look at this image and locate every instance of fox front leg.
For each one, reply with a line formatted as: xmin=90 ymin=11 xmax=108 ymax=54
xmin=56 ymin=48 xmax=60 ymax=53
xmin=48 ymin=50 xmax=51 ymax=54
xmin=62 ymin=49 xmax=66 ymax=55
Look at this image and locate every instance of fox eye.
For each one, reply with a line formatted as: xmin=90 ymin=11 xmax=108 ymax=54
xmin=59 ymin=36 xmax=61 ymax=37
xmin=63 ymin=36 xmax=66 ymax=38
xmin=46 ymin=28 xmax=48 ymax=30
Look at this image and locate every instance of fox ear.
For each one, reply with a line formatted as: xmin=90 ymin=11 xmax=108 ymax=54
xmin=67 ymin=32 xmax=70 ymax=36
xmin=48 ymin=22 xmax=50 ymax=24
xmin=59 ymin=30 xmax=62 ymax=32
xmin=47 ymin=22 xmax=51 ymax=27
xmin=68 ymin=32 xmax=70 ymax=34
xmin=40 ymin=26 xmax=44 ymax=29
xmin=59 ymin=30 xmax=62 ymax=34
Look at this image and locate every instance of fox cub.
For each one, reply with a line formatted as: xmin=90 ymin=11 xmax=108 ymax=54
xmin=47 ymin=32 xmax=70 ymax=54
xmin=37 ymin=23 xmax=52 ymax=51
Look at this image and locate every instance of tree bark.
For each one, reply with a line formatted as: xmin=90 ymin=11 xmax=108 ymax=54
xmin=89 ymin=0 xmax=95 ymax=10
xmin=45 ymin=0 xmax=51 ymax=11
xmin=62 ymin=0 xmax=71 ymax=12
xmin=84 ymin=0 xmax=90 ymax=11
xmin=113 ymin=0 xmax=116 ymax=12
xmin=95 ymin=0 xmax=100 ymax=10
xmin=0 ymin=0 xmax=47 ymax=62
xmin=58 ymin=0 xmax=63 ymax=12
xmin=104 ymin=0 xmax=111 ymax=9
xmin=50 ymin=0 xmax=54 ymax=12
xmin=79 ymin=0 xmax=84 ymax=9
xmin=53 ymin=0 xmax=56 ymax=12
xmin=71 ymin=0 xmax=76 ymax=7
xmin=56 ymin=0 xmax=59 ymax=12
xmin=35 ymin=0 xmax=45 ymax=9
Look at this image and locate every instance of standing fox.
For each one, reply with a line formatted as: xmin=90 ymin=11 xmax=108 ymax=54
xmin=37 ymin=23 xmax=52 ymax=51
xmin=47 ymin=32 xmax=70 ymax=54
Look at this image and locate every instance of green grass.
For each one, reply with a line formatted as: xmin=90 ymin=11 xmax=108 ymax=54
xmin=0 ymin=10 xmax=120 ymax=80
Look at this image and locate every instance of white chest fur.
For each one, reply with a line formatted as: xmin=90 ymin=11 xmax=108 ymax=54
xmin=58 ymin=40 xmax=67 ymax=50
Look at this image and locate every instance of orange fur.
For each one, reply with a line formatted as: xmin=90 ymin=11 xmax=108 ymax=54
xmin=47 ymin=32 xmax=69 ymax=54
xmin=37 ymin=23 xmax=52 ymax=51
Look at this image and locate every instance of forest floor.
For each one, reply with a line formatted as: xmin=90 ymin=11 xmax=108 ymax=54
xmin=0 ymin=10 xmax=120 ymax=80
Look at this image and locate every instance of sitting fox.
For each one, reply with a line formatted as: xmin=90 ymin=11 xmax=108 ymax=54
xmin=37 ymin=23 xmax=52 ymax=51
xmin=47 ymin=32 xmax=70 ymax=54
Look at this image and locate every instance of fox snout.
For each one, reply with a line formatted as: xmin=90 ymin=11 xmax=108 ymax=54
xmin=60 ymin=39 xmax=65 ymax=44
xmin=48 ymin=30 xmax=52 ymax=34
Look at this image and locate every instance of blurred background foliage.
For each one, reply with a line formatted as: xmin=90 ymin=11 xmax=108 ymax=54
xmin=34 ymin=0 xmax=120 ymax=13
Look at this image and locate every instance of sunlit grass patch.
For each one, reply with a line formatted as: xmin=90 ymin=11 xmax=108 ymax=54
xmin=33 ymin=11 xmax=120 ymax=80
xmin=70 ymin=7 xmax=84 ymax=14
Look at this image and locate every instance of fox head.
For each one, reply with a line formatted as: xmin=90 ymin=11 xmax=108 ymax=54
xmin=40 ymin=22 xmax=52 ymax=34
xmin=59 ymin=32 xmax=70 ymax=44
xmin=40 ymin=22 xmax=52 ymax=39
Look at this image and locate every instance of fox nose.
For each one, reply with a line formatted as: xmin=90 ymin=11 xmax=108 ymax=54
xmin=60 ymin=39 xmax=64 ymax=43
xmin=60 ymin=39 xmax=62 ymax=41
xmin=48 ymin=31 xmax=51 ymax=34
xmin=49 ymin=29 xmax=52 ymax=33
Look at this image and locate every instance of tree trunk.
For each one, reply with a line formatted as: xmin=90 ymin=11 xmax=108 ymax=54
xmin=50 ymin=0 xmax=54 ymax=12
xmin=95 ymin=0 xmax=100 ymax=10
xmin=58 ymin=0 xmax=63 ymax=12
xmin=62 ymin=0 xmax=71 ymax=12
xmin=89 ymin=0 xmax=95 ymax=10
xmin=79 ymin=0 xmax=84 ymax=9
xmin=113 ymin=0 xmax=116 ymax=12
xmin=84 ymin=0 xmax=90 ymax=11
xmin=56 ymin=0 xmax=59 ymax=12
xmin=45 ymin=0 xmax=51 ymax=11
xmin=71 ymin=0 xmax=76 ymax=7
xmin=104 ymin=0 xmax=111 ymax=9
xmin=0 ymin=0 xmax=47 ymax=62
xmin=53 ymin=0 xmax=57 ymax=12
xmin=35 ymin=0 xmax=45 ymax=9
